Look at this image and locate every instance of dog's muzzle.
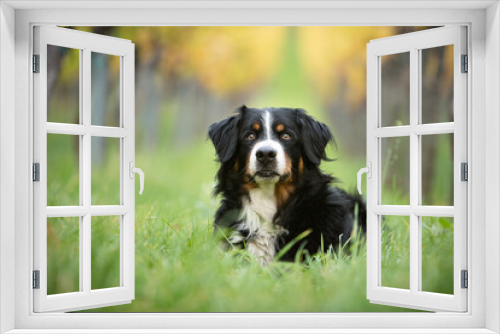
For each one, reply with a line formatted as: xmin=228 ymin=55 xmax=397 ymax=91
xmin=249 ymin=141 xmax=286 ymax=182
xmin=255 ymin=146 xmax=279 ymax=179
xmin=255 ymin=146 xmax=279 ymax=181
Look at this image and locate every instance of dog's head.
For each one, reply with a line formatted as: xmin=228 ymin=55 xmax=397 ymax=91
xmin=208 ymin=106 xmax=334 ymax=187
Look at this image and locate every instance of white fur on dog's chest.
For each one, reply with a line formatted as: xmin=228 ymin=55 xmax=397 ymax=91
xmin=247 ymin=186 xmax=277 ymax=223
xmin=234 ymin=185 xmax=284 ymax=265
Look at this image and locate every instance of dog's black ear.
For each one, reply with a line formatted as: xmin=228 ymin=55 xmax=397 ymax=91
xmin=208 ymin=107 xmax=244 ymax=163
xmin=296 ymin=108 xmax=336 ymax=165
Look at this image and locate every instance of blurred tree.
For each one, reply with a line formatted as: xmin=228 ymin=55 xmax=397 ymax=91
xmin=47 ymin=46 xmax=65 ymax=107
xmin=47 ymin=45 xmax=79 ymax=124
xmin=90 ymin=27 xmax=114 ymax=165
xmin=91 ymin=52 xmax=109 ymax=164
xmin=297 ymin=26 xmax=396 ymax=157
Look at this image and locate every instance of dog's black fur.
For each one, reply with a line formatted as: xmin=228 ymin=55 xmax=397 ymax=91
xmin=208 ymin=106 xmax=366 ymax=262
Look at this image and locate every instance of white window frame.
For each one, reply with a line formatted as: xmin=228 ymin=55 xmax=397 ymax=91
xmin=366 ymin=26 xmax=468 ymax=312
xmin=0 ymin=1 xmax=499 ymax=333
xmin=33 ymin=26 xmax=136 ymax=313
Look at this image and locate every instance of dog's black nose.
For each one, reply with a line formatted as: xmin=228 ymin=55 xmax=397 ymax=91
xmin=256 ymin=147 xmax=277 ymax=164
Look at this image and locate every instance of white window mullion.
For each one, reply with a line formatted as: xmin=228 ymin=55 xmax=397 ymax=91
xmin=91 ymin=206 xmax=130 ymax=216
xmin=46 ymin=123 xmax=130 ymax=138
xmin=90 ymin=126 xmax=130 ymax=138
xmin=46 ymin=123 xmax=88 ymax=135
xmin=122 ymin=50 xmax=135 ymax=294
xmin=33 ymin=26 xmax=49 ymax=306
xmin=46 ymin=206 xmax=130 ymax=217
xmin=453 ymin=26 xmax=468 ymax=306
xmin=373 ymin=205 xmax=411 ymax=216
xmin=78 ymin=48 xmax=85 ymax=293
xmin=79 ymin=216 xmax=84 ymax=292
xmin=409 ymin=47 xmax=420 ymax=295
xmin=372 ymin=126 xmax=411 ymax=137
xmin=373 ymin=123 xmax=454 ymax=138
xmin=120 ymin=54 xmax=125 ymax=287
xmin=413 ymin=206 xmax=454 ymax=217
xmin=82 ymin=47 xmax=92 ymax=295
xmin=412 ymin=123 xmax=454 ymax=135
xmin=416 ymin=48 xmax=423 ymax=293
xmin=365 ymin=48 xmax=380 ymax=297
xmin=373 ymin=205 xmax=455 ymax=217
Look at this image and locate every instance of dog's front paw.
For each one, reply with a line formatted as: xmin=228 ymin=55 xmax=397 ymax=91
xmin=246 ymin=237 xmax=275 ymax=267
xmin=228 ymin=230 xmax=246 ymax=245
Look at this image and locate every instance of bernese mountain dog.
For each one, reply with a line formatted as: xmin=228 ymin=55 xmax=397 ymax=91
xmin=208 ymin=106 xmax=366 ymax=266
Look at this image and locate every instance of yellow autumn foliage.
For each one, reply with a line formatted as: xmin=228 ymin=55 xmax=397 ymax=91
xmin=110 ymin=26 xmax=286 ymax=97
xmin=423 ymin=43 xmax=454 ymax=98
xmin=182 ymin=27 xmax=286 ymax=97
xmin=58 ymin=47 xmax=80 ymax=86
xmin=297 ymin=26 xmax=396 ymax=110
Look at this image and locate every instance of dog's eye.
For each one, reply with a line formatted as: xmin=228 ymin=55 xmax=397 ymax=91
xmin=281 ymin=132 xmax=292 ymax=140
xmin=246 ymin=132 xmax=256 ymax=140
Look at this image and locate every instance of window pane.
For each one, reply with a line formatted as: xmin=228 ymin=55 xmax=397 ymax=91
xmin=47 ymin=217 xmax=80 ymax=295
xmin=381 ymin=52 xmax=410 ymax=127
xmin=91 ymin=216 xmax=121 ymax=290
xmin=381 ymin=136 xmax=410 ymax=205
xmin=91 ymin=137 xmax=121 ymax=205
xmin=421 ymin=45 xmax=454 ymax=124
xmin=47 ymin=45 xmax=80 ymax=124
xmin=47 ymin=134 xmax=79 ymax=206
xmin=381 ymin=215 xmax=410 ymax=290
xmin=421 ymin=134 xmax=454 ymax=206
xmin=91 ymin=52 xmax=121 ymax=127
xmin=421 ymin=217 xmax=454 ymax=294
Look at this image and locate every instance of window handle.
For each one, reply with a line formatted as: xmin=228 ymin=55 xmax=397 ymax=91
xmin=129 ymin=162 xmax=145 ymax=195
xmin=357 ymin=162 xmax=371 ymax=195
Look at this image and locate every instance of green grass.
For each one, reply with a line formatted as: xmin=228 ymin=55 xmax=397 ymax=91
xmin=43 ymin=138 xmax=454 ymax=313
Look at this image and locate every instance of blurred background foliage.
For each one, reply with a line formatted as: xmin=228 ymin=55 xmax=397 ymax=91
xmin=45 ymin=26 xmax=455 ymax=312
xmin=52 ymin=26 xmax=453 ymax=164
xmin=46 ymin=27 xmax=402 ymax=145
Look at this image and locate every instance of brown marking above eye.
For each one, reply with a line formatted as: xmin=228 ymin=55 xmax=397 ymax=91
xmin=276 ymin=124 xmax=285 ymax=132
xmin=252 ymin=123 xmax=261 ymax=131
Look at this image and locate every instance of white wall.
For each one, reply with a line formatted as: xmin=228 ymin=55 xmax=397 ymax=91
xmin=2 ymin=4 xmax=496 ymax=332
xmin=486 ymin=2 xmax=500 ymax=333
xmin=0 ymin=2 xmax=16 ymax=333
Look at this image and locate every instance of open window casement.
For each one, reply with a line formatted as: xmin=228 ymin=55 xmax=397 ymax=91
xmin=33 ymin=26 xmax=142 ymax=312
xmin=360 ymin=26 xmax=468 ymax=312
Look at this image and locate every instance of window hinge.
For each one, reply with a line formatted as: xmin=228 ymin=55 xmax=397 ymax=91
xmin=33 ymin=54 xmax=40 ymax=73
xmin=461 ymin=54 xmax=468 ymax=73
xmin=33 ymin=270 xmax=40 ymax=289
xmin=461 ymin=270 xmax=468 ymax=289
xmin=461 ymin=162 xmax=468 ymax=181
xmin=33 ymin=163 xmax=40 ymax=182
